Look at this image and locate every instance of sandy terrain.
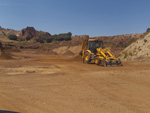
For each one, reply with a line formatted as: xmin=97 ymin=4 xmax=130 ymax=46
xmin=0 ymin=53 xmax=150 ymax=113
xmin=119 ymin=33 xmax=150 ymax=61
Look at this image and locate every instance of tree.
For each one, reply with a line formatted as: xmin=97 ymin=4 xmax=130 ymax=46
xmin=146 ymin=28 xmax=150 ymax=33
xmin=8 ymin=35 xmax=18 ymax=40
xmin=67 ymin=32 xmax=72 ymax=37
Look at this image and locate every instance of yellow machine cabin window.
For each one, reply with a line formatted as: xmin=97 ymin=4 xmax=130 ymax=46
xmin=88 ymin=41 xmax=103 ymax=53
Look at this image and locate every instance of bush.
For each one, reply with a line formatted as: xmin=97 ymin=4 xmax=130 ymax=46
xmin=46 ymin=37 xmax=53 ymax=43
xmin=19 ymin=38 xmax=26 ymax=41
xmin=36 ymin=37 xmax=46 ymax=43
xmin=26 ymin=36 xmax=31 ymax=41
xmin=8 ymin=35 xmax=18 ymax=40
xmin=144 ymin=39 xmax=147 ymax=43
xmin=54 ymin=36 xmax=64 ymax=41
xmin=68 ymin=32 xmax=72 ymax=37
xmin=146 ymin=28 xmax=150 ymax=33
xmin=64 ymin=36 xmax=71 ymax=41
xmin=53 ymin=32 xmax=72 ymax=41
xmin=35 ymin=32 xmax=72 ymax=43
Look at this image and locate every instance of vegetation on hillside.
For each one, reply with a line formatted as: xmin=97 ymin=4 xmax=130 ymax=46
xmin=36 ymin=32 xmax=72 ymax=43
xmin=26 ymin=36 xmax=32 ymax=41
xmin=146 ymin=28 xmax=150 ymax=33
xmin=8 ymin=35 xmax=18 ymax=40
xmin=6 ymin=31 xmax=72 ymax=43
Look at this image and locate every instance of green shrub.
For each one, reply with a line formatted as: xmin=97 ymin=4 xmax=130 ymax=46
xmin=53 ymin=32 xmax=72 ymax=41
xmin=46 ymin=37 xmax=53 ymax=43
xmin=144 ymin=39 xmax=147 ymax=43
xmin=146 ymin=28 xmax=150 ymax=33
xmin=26 ymin=36 xmax=31 ymax=41
xmin=67 ymin=32 xmax=72 ymax=37
xmin=19 ymin=38 xmax=25 ymax=41
xmin=36 ymin=37 xmax=46 ymax=43
xmin=35 ymin=32 xmax=72 ymax=43
xmin=64 ymin=36 xmax=71 ymax=41
xmin=8 ymin=35 xmax=18 ymax=40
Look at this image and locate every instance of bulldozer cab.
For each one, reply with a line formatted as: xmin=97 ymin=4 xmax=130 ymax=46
xmin=88 ymin=39 xmax=103 ymax=53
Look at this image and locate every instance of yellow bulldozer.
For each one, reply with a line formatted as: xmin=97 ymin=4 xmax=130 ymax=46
xmin=80 ymin=36 xmax=122 ymax=66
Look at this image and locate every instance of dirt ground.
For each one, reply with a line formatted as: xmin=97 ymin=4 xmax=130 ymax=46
xmin=0 ymin=52 xmax=150 ymax=113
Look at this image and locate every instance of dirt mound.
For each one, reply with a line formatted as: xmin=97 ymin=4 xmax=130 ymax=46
xmin=52 ymin=45 xmax=81 ymax=56
xmin=52 ymin=46 xmax=69 ymax=55
xmin=62 ymin=50 xmax=75 ymax=56
xmin=70 ymin=55 xmax=82 ymax=62
xmin=35 ymin=49 xmax=58 ymax=55
xmin=119 ymin=33 xmax=150 ymax=61
xmin=69 ymin=45 xmax=81 ymax=54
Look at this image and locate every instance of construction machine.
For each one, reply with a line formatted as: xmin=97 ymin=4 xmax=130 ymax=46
xmin=80 ymin=36 xmax=122 ymax=66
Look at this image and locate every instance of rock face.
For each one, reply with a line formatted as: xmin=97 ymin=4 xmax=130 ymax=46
xmin=21 ymin=27 xmax=51 ymax=38
xmin=21 ymin=27 xmax=36 ymax=38
xmin=119 ymin=33 xmax=150 ymax=61
xmin=0 ymin=26 xmax=51 ymax=38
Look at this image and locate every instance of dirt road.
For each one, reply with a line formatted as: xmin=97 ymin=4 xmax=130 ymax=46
xmin=0 ymin=55 xmax=150 ymax=113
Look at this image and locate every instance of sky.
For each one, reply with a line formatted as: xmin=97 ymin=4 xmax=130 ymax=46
xmin=0 ymin=0 xmax=150 ymax=37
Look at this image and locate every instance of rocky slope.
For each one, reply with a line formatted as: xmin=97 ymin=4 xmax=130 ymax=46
xmin=0 ymin=27 xmax=20 ymax=37
xmin=21 ymin=27 xmax=51 ymax=39
xmin=0 ymin=26 xmax=51 ymax=39
xmin=119 ymin=33 xmax=150 ymax=61
xmin=0 ymin=26 xmax=147 ymax=56
xmin=94 ymin=33 xmax=145 ymax=55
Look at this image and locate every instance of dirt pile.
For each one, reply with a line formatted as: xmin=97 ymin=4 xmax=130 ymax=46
xmin=62 ymin=50 xmax=75 ymax=56
xmin=70 ymin=55 xmax=82 ymax=62
xmin=35 ymin=49 xmax=58 ymax=55
xmin=119 ymin=33 xmax=150 ymax=61
xmin=52 ymin=45 xmax=81 ymax=56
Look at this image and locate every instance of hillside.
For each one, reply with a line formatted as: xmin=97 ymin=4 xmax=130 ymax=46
xmin=0 ymin=27 xmax=20 ymax=36
xmin=0 ymin=26 xmax=146 ymax=56
xmin=93 ymin=34 xmax=144 ymax=55
xmin=0 ymin=26 xmax=51 ymax=40
xmin=119 ymin=33 xmax=150 ymax=61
